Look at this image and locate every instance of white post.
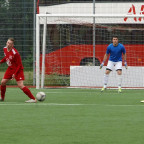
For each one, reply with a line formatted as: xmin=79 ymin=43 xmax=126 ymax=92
xmin=33 ymin=0 xmax=36 ymax=86
xmin=93 ymin=0 xmax=95 ymax=66
xmin=36 ymin=15 xmax=40 ymax=89
xmin=41 ymin=17 xmax=47 ymax=88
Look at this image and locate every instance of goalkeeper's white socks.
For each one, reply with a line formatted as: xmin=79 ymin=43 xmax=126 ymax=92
xmin=117 ymin=74 xmax=122 ymax=89
xmin=103 ymin=74 xmax=109 ymax=88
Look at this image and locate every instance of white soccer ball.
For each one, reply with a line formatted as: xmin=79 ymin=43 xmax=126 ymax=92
xmin=36 ymin=92 xmax=46 ymax=101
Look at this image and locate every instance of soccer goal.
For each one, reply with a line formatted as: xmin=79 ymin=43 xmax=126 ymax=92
xmin=36 ymin=13 xmax=144 ymax=89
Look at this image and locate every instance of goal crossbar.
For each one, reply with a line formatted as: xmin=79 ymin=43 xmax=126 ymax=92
xmin=37 ymin=13 xmax=144 ymax=18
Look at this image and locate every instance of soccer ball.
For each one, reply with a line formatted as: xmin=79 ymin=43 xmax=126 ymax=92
xmin=36 ymin=92 xmax=46 ymax=101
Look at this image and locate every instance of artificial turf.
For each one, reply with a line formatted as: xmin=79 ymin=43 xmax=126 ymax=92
xmin=0 ymin=88 xmax=144 ymax=144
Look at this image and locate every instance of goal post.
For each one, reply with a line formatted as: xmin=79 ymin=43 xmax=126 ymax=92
xmin=41 ymin=17 xmax=47 ymax=89
xmin=36 ymin=14 xmax=144 ymax=89
xmin=36 ymin=14 xmax=40 ymax=89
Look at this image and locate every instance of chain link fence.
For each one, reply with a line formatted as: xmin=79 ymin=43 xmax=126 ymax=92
xmin=0 ymin=0 xmax=143 ymax=86
xmin=0 ymin=0 xmax=34 ymax=85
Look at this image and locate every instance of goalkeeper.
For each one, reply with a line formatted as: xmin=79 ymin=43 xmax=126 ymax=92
xmin=100 ymin=35 xmax=127 ymax=93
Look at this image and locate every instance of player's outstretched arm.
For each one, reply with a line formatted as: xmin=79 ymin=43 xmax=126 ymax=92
xmin=100 ymin=54 xmax=108 ymax=69
xmin=124 ymin=60 xmax=128 ymax=69
xmin=123 ymin=53 xmax=128 ymax=69
xmin=0 ymin=57 xmax=6 ymax=65
xmin=100 ymin=61 xmax=104 ymax=69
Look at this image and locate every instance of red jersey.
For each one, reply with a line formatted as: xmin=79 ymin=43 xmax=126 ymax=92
xmin=0 ymin=47 xmax=24 ymax=75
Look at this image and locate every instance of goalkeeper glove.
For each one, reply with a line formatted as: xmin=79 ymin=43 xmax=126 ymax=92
xmin=124 ymin=60 xmax=128 ymax=69
xmin=100 ymin=61 xmax=104 ymax=69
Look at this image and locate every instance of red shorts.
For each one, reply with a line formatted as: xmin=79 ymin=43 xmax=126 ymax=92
xmin=3 ymin=67 xmax=25 ymax=81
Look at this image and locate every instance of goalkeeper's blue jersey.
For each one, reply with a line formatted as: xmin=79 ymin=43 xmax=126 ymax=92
xmin=106 ymin=43 xmax=126 ymax=62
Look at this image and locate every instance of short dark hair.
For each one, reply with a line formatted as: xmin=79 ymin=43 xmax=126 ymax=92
xmin=112 ymin=35 xmax=118 ymax=39
xmin=8 ymin=38 xmax=15 ymax=44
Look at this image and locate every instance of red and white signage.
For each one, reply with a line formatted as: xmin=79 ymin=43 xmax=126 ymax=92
xmin=39 ymin=3 xmax=144 ymax=23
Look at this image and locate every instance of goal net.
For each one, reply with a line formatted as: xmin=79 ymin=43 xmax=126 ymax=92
xmin=36 ymin=14 xmax=144 ymax=89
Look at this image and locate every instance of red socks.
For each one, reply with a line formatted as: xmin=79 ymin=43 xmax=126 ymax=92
xmin=1 ymin=85 xmax=6 ymax=100
xmin=1 ymin=86 xmax=35 ymax=101
xmin=22 ymin=87 xmax=35 ymax=100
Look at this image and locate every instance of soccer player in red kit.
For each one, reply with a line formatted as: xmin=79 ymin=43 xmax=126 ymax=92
xmin=0 ymin=38 xmax=37 ymax=103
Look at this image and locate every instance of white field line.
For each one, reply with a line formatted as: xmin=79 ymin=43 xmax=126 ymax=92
xmin=0 ymin=102 xmax=144 ymax=106
xmin=7 ymin=90 xmax=143 ymax=95
xmin=6 ymin=89 xmax=143 ymax=92
xmin=6 ymin=89 xmax=96 ymax=93
xmin=44 ymin=92 xmax=97 ymax=93
xmin=6 ymin=89 xmax=97 ymax=93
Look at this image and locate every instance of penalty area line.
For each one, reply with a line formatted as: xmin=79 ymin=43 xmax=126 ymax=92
xmin=0 ymin=103 xmax=85 ymax=106
xmin=0 ymin=103 xmax=143 ymax=106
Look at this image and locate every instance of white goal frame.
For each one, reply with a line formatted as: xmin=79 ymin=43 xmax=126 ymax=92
xmin=36 ymin=14 xmax=144 ymax=89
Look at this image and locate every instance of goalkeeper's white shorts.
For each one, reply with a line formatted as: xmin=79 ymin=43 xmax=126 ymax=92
xmin=106 ymin=60 xmax=122 ymax=71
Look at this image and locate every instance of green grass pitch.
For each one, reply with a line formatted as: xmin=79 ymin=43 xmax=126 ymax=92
xmin=1 ymin=88 xmax=144 ymax=144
